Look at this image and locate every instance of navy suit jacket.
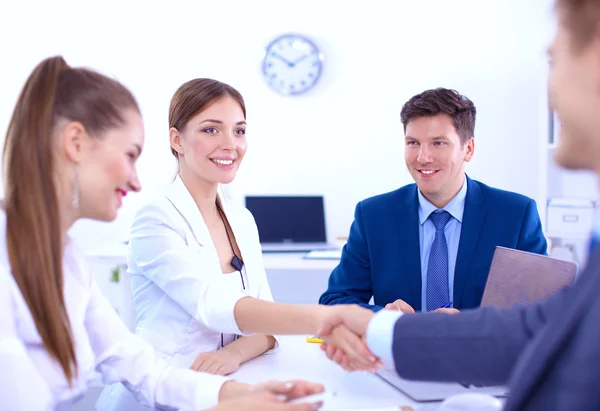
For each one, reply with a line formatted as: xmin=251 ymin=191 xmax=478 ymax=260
xmin=390 ymin=247 xmax=600 ymax=411
xmin=319 ymin=176 xmax=547 ymax=311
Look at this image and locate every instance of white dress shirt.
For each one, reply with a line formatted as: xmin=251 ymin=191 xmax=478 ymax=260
xmin=366 ymin=179 xmax=469 ymax=360
xmin=0 ymin=210 xmax=229 ymax=411
xmin=366 ymin=310 xmax=404 ymax=364
xmin=97 ymin=176 xmax=278 ymax=410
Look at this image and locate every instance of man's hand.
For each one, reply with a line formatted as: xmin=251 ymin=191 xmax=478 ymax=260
xmin=385 ymin=299 xmax=460 ymax=314
xmin=190 ymin=350 xmax=242 ymax=375
xmin=384 ymin=299 xmax=415 ymax=313
xmin=432 ymin=307 xmax=460 ymax=314
xmin=320 ymin=325 xmax=382 ymax=372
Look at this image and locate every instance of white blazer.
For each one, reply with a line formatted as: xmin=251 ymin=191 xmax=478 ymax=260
xmin=129 ymin=175 xmax=278 ymax=364
xmin=97 ymin=175 xmax=278 ymax=410
xmin=0 ymin=210 xmax=229 ymax=411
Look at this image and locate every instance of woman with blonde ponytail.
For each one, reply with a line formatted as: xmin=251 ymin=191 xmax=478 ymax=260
xmin=0 ymin=56 xmax=324 ymax=411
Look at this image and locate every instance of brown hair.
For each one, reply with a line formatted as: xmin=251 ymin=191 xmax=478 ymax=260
xmin=168 ymin=78 xmax=246 ymax=160
xmin=400 ymin=88 xmax=476 ymax=145
xmin=556 ymin=0 xmax=600 ymax=51
xmin=2 ymin=56 xmax=139 ymax=384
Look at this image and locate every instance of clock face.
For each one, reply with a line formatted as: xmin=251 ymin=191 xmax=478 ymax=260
xmin=262 ymin=34 xmax=323 ymax=96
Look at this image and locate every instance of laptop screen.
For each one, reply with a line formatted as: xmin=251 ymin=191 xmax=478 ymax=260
xmin=245 ymin=196 xmax=327 ymax=244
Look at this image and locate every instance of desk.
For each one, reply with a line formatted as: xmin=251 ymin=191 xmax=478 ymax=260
xmin=230 ymin=335 xmax=421 ymax=411
xmin=262 ymin=253 xmax=340 ymax=305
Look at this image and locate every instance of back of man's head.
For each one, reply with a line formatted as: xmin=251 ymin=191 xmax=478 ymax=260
xmin=556 ymin=0 xmax=600 ymax=52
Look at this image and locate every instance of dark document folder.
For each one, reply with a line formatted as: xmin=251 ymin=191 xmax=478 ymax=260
xmin=480 ymin=246 xmax=577 ymax=308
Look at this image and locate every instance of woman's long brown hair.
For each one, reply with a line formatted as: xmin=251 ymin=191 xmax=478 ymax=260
xmin=2 ymin=56 xmax=138 ymax=384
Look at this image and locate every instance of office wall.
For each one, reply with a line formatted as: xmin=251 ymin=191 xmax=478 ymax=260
xmin=0 ymin=0 xmax=554 ymax=250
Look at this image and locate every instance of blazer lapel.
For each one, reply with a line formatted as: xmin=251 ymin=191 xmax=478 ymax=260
xmin=164 ymin=175 xmax=213 ymax=247
xmin=397 ymin=185 xmax=423 ymax=311
xmin=453 ymin=176 xmax=486 ymax=307
xmin=506 ymin=249 xmax=600 ymax=410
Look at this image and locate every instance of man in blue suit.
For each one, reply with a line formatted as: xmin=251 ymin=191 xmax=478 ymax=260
xmin=318 ymin=1 xmax=600 ymax=408
xmin=319 ymin=88 xmax=547 ymax=312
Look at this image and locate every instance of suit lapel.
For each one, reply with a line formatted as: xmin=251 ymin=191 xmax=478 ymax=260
xmin=164 ymin=175 xmax=213 ymax=247
xmin=506 ymin=249 xmax=600 ymax=410
xmin=453 ymin=177 xmax=486 ymax=307
xmin=398 ymin=185 xmax=423 ymax=311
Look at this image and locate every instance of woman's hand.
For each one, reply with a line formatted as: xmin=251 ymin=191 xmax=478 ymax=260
xmin=218 ymin=379 xmax=324 ymax=407
xmin=190 ymin=350 xmax=243 ymax=375
xmin=250 ymin=379 xmax=324 ymax=401
xmin=314 ymin=305 xmax=381 ymax=371
xmin=211 ymin=391 xmax=322 ymax=411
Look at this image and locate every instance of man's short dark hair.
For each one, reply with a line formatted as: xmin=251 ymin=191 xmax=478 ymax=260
xmin=400 ymin=88 xmax=476 ymax=145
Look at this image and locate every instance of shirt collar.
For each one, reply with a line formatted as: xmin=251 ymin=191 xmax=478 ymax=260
xmin=418 ymin=176 xmax=468 ymax=225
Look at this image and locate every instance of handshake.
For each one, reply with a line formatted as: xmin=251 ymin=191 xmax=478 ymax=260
xmin=214 ymin=304 xmax=380 ymax=411
xmin=213 ymin=300 xmax=459 ymax=410
xmin=315 ymin=300 xmax=459 ymax=372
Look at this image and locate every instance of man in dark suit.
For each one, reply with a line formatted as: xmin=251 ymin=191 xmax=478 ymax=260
xmin=319 ymin=88 xmax=547 ymax=313
xmin=319 ymin=1 xmax=600 ymax=409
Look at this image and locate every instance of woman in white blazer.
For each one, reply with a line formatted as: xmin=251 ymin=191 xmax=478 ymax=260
xmin=98 ymin=79 xmax=382 ymax=410
xmin=0 ymin=55 xmax=330 ymax=411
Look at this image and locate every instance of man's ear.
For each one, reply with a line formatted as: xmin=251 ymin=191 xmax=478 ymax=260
xmin=463 ymin=137 xmax=475 ymax=162
xmin=60 ymin=121 xmax=88 ymax=163
xmin=169 ymin=127 xmax=184 ymax=156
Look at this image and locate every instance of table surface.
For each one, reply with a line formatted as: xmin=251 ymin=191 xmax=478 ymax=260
xmin=229 ymin=336 xmax=435 ymax=411
xmin=261 ymin=252 xmax=340 ymax=270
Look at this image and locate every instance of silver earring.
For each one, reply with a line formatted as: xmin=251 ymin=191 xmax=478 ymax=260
xmin=72 ymin=165 xmax=79 ymax=208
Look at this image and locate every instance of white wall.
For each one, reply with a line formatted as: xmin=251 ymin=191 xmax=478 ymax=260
xmin=0 ymin=0 xmax=555 ymax=250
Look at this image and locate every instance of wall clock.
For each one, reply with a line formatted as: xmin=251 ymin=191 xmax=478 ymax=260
xmin=262 ymin=33 xmax=324 ymax=96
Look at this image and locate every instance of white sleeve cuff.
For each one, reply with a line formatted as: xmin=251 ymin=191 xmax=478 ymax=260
xmin=155 ymin=366 xmax=230 ymax=410
xmin=200 ymin=293 xmax=250 ymax=336
xmin=366 ymin=310 xmax=404 ymax=364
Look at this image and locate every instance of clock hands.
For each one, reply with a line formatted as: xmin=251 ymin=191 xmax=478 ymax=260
xmin=270 ymin=52 xmax=294 ymax=67
xmin=292 ymin=54 xmax=309 ymax=66
xmin=270 ymin=52 xmax=310 ymax=68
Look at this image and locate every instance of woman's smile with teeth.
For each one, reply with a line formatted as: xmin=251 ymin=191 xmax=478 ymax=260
xmin=212 ymin=159 xmax=234 ymax=165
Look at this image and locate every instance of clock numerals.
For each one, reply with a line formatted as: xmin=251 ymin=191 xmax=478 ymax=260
xmin=262 ymin=34 xmax=323 ymax=96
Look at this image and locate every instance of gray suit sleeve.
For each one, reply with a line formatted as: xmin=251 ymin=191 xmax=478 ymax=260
xmin=392 ymin=289 xmax=567 ymax=386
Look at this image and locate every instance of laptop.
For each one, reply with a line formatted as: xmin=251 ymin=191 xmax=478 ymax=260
xmin=245 ymin=196 xmax=334 ymax=252
xmin=480 ymin=246 xmax=577 ymax=308
xmin=374 ymin=247 xmax=577 ymax=402
xmin=375 ymin=368 xmax=508 ymax=402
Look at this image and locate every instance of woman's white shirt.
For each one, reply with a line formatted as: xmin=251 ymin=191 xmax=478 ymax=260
xmin=126 ymin=175 xmax=278 ymax=367
xmin=0 ymin=210 xmax=229 ymax=411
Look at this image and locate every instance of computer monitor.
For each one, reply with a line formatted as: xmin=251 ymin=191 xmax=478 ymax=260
xmin=244 ymin=196 xmax=331 ymax=251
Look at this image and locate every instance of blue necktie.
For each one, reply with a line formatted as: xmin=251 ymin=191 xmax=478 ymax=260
xmin=426 ymin=210 xmax=452 ymax=311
